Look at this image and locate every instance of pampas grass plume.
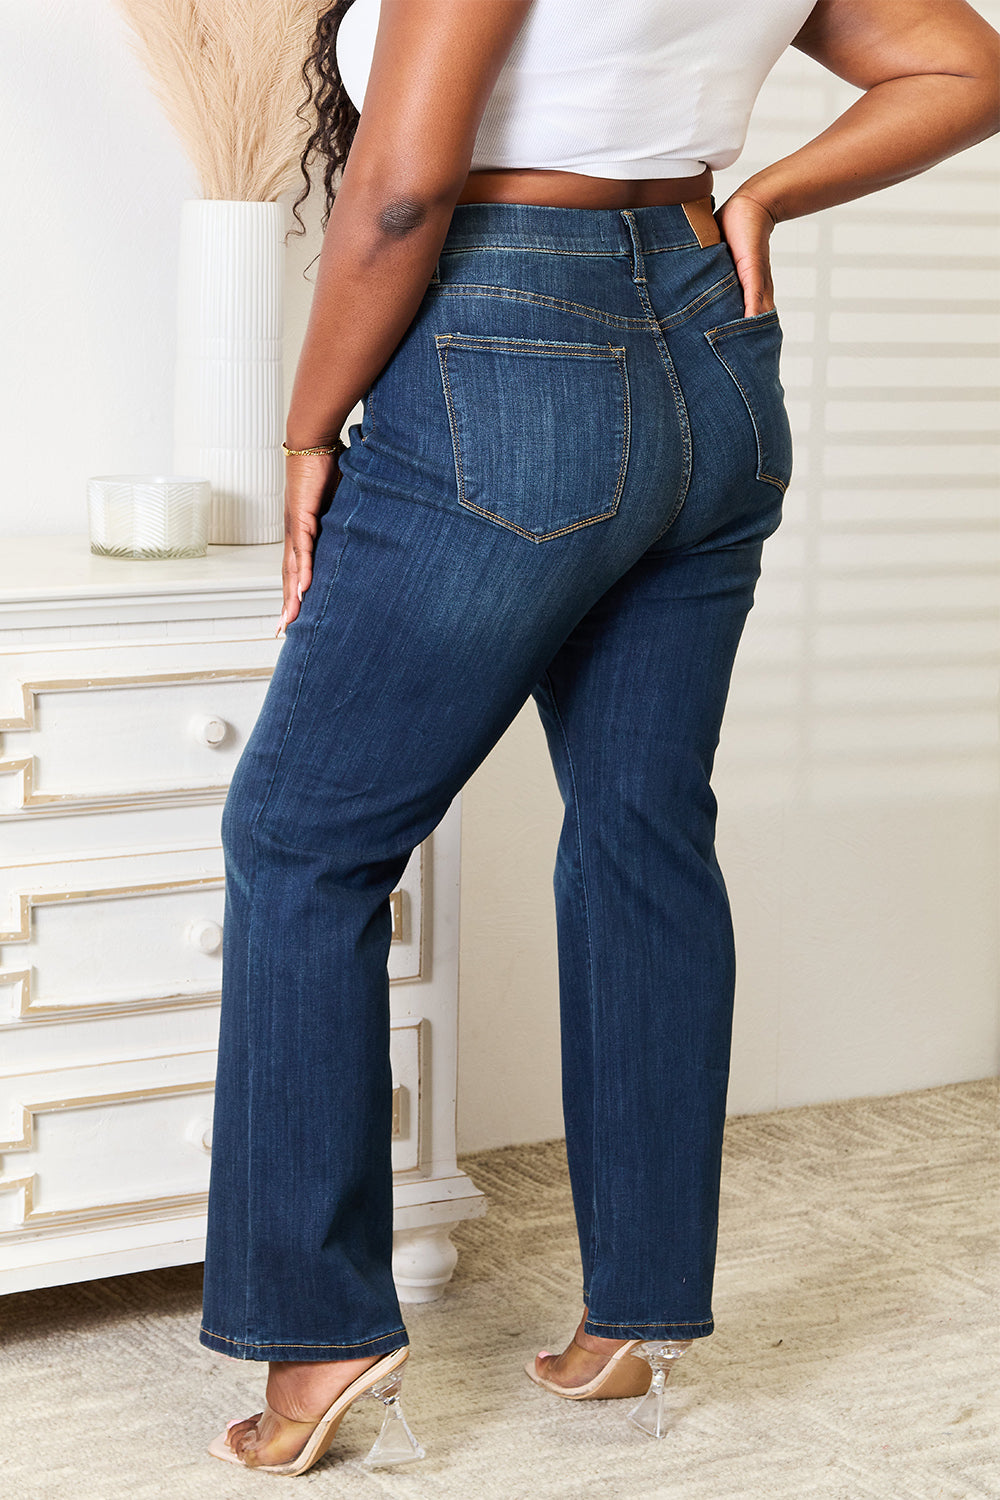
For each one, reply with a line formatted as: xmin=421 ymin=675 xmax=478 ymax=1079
xmin=113 ymin=0 xmax=324 ymax=201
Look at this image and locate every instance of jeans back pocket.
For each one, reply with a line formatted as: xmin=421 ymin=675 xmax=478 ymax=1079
xmin=435 ymin=333 xmax=631 ymax=542
xmin=703 ymin=310 xmax=792 ymax=494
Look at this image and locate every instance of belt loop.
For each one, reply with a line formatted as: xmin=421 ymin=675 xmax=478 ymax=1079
xmin=619 ymin=209 xmax=646 ymax=284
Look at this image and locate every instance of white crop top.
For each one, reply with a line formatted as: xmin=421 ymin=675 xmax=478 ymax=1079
xmin=336 ymin=0 xmax=817 ymax=180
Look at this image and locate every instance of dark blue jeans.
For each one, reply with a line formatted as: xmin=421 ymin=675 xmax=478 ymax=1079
xmin=200 ymin=201 xmax=791 ymax=1362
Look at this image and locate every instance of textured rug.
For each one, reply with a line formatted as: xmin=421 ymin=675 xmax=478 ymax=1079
xmin=1 ymin=1079 xmax=996 ymax=1499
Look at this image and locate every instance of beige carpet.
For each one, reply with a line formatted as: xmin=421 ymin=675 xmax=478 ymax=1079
xmin=2 ymin=1079 xmax=996 ymax=1499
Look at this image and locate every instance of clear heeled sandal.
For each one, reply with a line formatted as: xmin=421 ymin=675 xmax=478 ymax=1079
xmin=362 ymin=1365 xmax=426 ymax=1466
xmin=627 ymin=1340 xmax=692 ymax=1438
xmin=207 ymin=1345 xmax=425 ymax=1476
xmin=525 ymin=1335 xmax=693 ymax=1437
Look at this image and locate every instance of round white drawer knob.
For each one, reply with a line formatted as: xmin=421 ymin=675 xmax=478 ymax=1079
xmin=186 ymin=1117 xmax=213 ymax=1153
xmin=190 ymin=713 xmax=229 ymax=747
xmin=186 ymin=919 xmax=223 ymax=954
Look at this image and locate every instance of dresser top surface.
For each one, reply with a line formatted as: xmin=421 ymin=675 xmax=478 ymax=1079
xmin=0 ymin=535 xmax=284 ymax=604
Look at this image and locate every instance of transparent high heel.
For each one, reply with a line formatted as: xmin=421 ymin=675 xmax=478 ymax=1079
xmin=361 ymin=1367 xmax=427 ymax=1466
xmin=207 ymin=1346 xmax=425 ymax=1476
xmin=627 ymin=1340 xmax=692 ymax=1438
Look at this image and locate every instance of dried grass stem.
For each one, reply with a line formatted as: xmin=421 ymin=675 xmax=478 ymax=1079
xmin=113 ymin=0 xmax=322 ymax=201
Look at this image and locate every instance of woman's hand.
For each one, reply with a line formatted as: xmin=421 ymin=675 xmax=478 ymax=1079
xmin=279 ymin=449 xmax=343 ymax=633
xmin=715 ymin=191 xmax=778 ymax=317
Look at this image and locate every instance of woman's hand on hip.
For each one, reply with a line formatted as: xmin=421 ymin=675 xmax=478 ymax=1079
xmin=715 ymin=191 xmax=778 ymax=317
xmin=279 ymin=450 xmax=342 ymax=633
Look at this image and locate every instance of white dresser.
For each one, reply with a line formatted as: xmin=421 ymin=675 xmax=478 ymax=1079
xmin=0 ymin=535 xmax=484 ymax=1299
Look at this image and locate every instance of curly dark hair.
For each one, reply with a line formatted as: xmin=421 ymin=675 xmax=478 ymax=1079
xmin=288 ymin=1 xmax=360 ymax=240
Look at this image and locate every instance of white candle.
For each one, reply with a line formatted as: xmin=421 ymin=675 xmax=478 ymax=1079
xmin=87 ymin=475 xmax=210 ymax=559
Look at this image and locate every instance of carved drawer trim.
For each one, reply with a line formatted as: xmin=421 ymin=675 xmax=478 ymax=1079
xmin=0 ymin=667 xmax=272 ymax=813
xmin=1 ymin=872 xmax=412 ymax=1025
xmin=0 ymin=876 xmax=224 ymax=1023
xmin=0 ymin=1075 xmax=216 ymax=1232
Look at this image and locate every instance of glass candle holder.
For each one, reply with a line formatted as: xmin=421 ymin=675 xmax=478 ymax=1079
xmin=87 ymin=475 xmax=211 ymax=559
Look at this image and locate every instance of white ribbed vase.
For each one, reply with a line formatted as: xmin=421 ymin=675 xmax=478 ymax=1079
xmin=173 ymin=199 xmax=284 ymax=545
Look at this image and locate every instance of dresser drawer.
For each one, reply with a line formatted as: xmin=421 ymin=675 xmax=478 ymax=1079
xmin=0 ymin=669 xmax=273 ymax=813
xmin=0 ymin=638 xmax=280 ymax=814
xmin=0 ymin=843 xmax=424 ymax=1026
xmin=0 ymin=1016 xmax=424 ymax=1240
xmin=0 ymin=1051 xmax=218 ymax=1237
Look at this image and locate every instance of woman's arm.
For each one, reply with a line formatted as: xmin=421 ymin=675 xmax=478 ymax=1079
xmin=280 ymin=0 xmax=531 ymax=627
xmin=718 ymin=0 xmax=1000 ymax=315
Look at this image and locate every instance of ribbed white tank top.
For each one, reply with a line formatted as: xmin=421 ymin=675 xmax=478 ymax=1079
xmin=336 ymin=0 xmax=816 ymax=180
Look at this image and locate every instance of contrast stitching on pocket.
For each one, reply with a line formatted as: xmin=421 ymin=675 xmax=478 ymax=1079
xmin=435 ymin=334 xmax=630 ymax=543
xmin=643 ymin=242 xmax=721 ymax=256
xmin=659 ymin=271 xmax=741 ymax=331
xmin=437 ymin=335 xmax=467 ymax=516
xmin=704 ymin=307 xmax=780 ymax=340
xmin=704 ymin=314 xmax=788 ymax=493
xmin=425 ymin=283 xmax=649 ymax=331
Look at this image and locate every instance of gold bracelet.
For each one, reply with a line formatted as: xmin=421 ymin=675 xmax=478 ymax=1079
xmin=281 ymin=439 xmax=344 ymax=457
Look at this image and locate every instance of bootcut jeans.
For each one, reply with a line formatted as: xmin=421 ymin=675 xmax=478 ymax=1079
xmin=200 ymin=199 xmax=792 ymax=1362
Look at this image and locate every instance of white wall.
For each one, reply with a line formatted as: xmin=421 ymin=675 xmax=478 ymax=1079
xmin=2 ymin=2 xmax=997 ymax=1153
xmin=0 ymin=0 xmax=323 ymax=530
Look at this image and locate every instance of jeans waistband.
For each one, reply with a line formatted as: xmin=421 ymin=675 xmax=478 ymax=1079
xmin=441 ymin=196 xmax=721 ymax=259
